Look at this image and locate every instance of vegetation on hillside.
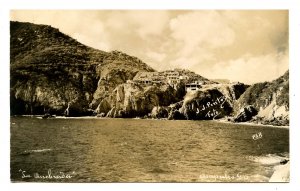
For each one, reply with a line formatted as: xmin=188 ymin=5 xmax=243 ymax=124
xmin=10 ymin=21 xmax=153 ymax=115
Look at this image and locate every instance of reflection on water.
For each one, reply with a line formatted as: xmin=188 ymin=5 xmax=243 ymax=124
xmin=10 ymin=117 xmax=289 ymax=182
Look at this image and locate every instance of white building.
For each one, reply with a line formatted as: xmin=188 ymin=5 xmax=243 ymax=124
xmin=185 ymin=82 xmax=202 ymax=92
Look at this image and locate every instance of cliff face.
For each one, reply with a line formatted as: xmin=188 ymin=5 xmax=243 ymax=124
xmin=173 ymin=83 xmax=248 ymax=120
xmin=95 ymin=81 xmax=245 ymax=120
xmin=96 ymin=82 xmax=182 ymax=118
xmin=234 ymin=71 xmax=289 ymax=125
xmin=90 ymin=50 xmax=155 ymax=108
xmin=10 ymin=21 xmax=153 ymax=116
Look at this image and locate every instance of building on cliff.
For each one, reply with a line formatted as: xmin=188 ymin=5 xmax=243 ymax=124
xmin=132 ymin=69 xmax=211 ymax=91
xmin=164 ymin=69 xmax=190 ymax=85
xmin=133 ymin=72 xmax=164 ymax=85
xmin=185 ymin=81 xmax=202 ymax=92
xmin=167 ymin=75 xmax=180 ymax=87
xmin=133 ymin=69 xmax=193 ymax=88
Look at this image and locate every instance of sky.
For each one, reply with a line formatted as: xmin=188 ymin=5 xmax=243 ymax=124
xmin=10 ymin=10 xmax=289 ymax=84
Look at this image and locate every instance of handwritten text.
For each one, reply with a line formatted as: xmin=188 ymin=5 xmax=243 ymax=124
xmin=252 ymin=132 xmax=262 ymax=140
xmin=198 ymin=171 xmax=249 ymax=181
xmin=19 ymin=169 xmax=75 ymax=179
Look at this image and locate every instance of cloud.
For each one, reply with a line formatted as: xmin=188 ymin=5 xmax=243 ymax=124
xmin=166 ymin=11 xmax=237 ymax=70
xmin=104 ymin=11 xmax=169 ymax=38
xmin=170 ymin=11 xmax=235 ymax=51
xmin=165 ymin=10 xmax=288 ymax=84
xmin=202 ymin=52 xmax=289 ymax=84
xmin=146 ymin=51 xmax=166 ymax=62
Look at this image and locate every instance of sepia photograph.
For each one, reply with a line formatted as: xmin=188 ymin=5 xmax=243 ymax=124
xmin=9 ymin=10 xmax=289 ymax=183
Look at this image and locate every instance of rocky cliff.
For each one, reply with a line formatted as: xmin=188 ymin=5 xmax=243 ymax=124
xmin=234 ymin=71 xmax=289 ymax=126
xmin=10 ymin=21 xmax=289 ymax=126
xmin=10 ymin=21 xmax=206 ymax=117
xmin=95 ymin=82 xmax=183 ymax=118
xmin=166 ymin=83 xmax=248 ymax=120
xmin=10 ymin=21 xmax=154 ymax=116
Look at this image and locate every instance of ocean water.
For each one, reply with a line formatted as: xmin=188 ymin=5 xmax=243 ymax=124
xmin=10 ymin=116 xmax=289 ymax=182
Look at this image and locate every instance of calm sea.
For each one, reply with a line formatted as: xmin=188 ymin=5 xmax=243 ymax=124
xmin=10 ymin=116 xmax=289 ymax=182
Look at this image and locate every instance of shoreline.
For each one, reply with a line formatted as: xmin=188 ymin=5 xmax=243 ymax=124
xmin=12 ymin=115 xmax=289 ymax=128
xmin=214 ymin=119 xmax=289 ymax=129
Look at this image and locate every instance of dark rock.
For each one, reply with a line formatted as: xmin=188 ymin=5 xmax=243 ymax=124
xmin=169 ymin=101 xmax=183 ymax=110
xmin=280 ymin=159 xmax=289 ymax=165
xmin=151 ymin=106 xmax=169 ymax=119
xmin=42 ymin=113 xmax=55 ymax=119
xmin=180 ymin=88 xmax=232 ymax=120
xmin=234 ymin=105 xmax=258 ymax=122
xmin=168 ymin=109 xmax=185 ymax=120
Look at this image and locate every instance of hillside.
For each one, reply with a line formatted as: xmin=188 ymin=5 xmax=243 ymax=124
xmin=10 ymin=21 xmax=154 ymax=115
xmin=234 ymin=71 xmax=289 ymax=125
xmin=10 ymin=21 xmax=212 ymax=117
xmin=10 ymin=21 xmax=289 ymax=125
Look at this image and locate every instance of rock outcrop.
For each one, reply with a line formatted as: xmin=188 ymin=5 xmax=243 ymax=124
xmin=167 ymin=101 xmax=185 ymax=120
xmin=234 ymin=105 xmax=258 ymax=122
xmin=151 ymin=106 xmax=169 ymax=119
xmin=180 ymin=89 xmax=231 ymax=120
xmin=235 ymin=71 xmax=289 ymax=126
xmin=96 ymin=82 xmax=182 ymax=118
xmin=90 ymin=50 xmax=155 ymax=108
xmin=176 ymin=83 xmax=248 ymax=120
